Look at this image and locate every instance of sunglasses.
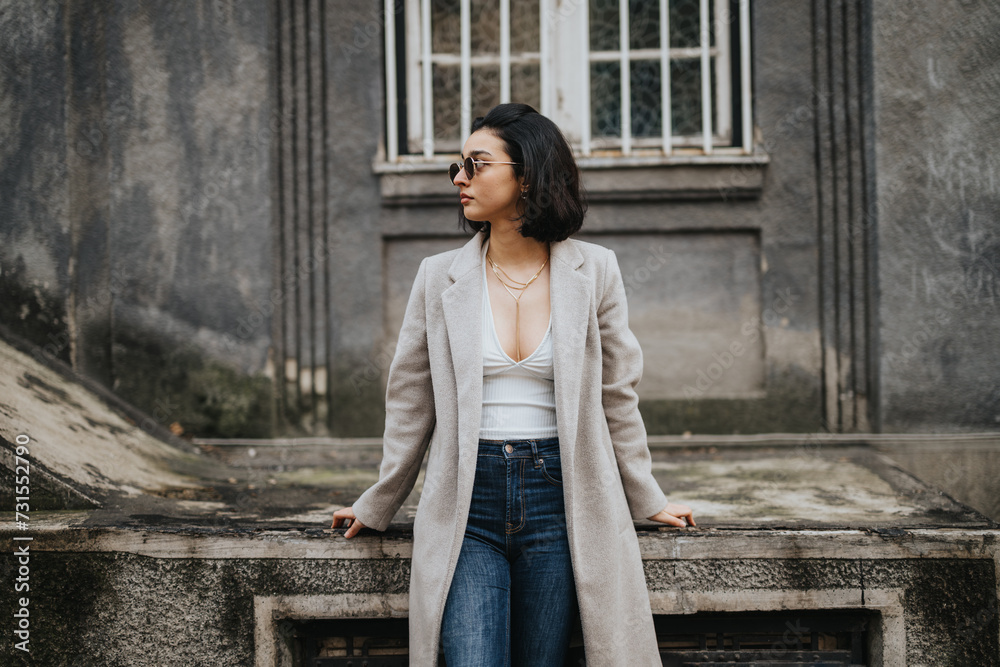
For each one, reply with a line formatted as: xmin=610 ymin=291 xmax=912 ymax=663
xmin=449 ymin=156 xmax=520 ymax=183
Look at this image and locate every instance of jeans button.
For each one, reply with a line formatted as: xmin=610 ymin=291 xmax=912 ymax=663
xmin=504 ymin=444 xmax=513 ymax=453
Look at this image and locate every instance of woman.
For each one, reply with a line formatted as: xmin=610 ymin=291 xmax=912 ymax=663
xmin=332 ymin=103 xmax=695 ymax=666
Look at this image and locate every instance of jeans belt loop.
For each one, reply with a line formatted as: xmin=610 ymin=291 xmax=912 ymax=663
xmin=529 ymin=439 xmax=541 ymax=467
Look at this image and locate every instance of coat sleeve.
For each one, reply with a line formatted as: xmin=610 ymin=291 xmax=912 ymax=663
xmin=598 ymin=248 xmax=669 ymax=520
xmin=350 ymin=257 xmax=437 ymax=532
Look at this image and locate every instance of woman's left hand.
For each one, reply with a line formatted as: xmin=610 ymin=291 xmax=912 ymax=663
xmin=648 ymin=503 xmax=696 ymax=527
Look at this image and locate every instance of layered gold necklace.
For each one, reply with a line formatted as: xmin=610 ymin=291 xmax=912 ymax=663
xmin=486 ymin=250 xmax=549 ymax=362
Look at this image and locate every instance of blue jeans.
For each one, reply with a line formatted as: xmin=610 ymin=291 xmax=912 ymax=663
xmin=441 ymin=437 xmax=578 ymax=666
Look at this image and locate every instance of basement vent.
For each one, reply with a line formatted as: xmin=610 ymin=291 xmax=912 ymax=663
xmin=291 ymin=610 xmax=870 ymax=666
xmin=655 ymin=610 xmax=870 ymax=666
xmin=293 ymin=618 xmax=409 ymax=666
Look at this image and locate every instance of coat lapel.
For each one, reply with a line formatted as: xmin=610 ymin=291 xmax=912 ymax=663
xmin=441 ymin=232 xmax=487 ymax=474
xmin=549 ymin=238 xmax=591 ymax=453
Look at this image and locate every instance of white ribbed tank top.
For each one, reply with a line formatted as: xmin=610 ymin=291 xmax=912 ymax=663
xmin=479 ymin=238 xmax=559 ymax=440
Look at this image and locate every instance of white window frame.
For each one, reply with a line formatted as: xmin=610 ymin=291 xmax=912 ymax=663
xmin=383 ymin=0 xmax=753 ymax=162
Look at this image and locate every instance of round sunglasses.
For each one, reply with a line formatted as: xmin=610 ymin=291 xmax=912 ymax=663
xmin=449 ymin=156 xmax=520 ymax=183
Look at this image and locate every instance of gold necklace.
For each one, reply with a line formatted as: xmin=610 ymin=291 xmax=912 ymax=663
xmin=490 ymin=260 xmax=531 ymax=287
xmin=487 ymin=251 xmax=549 ymax=362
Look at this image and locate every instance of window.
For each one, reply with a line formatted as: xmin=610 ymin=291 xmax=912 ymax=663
xmin=383 ymin=0 xmax=753 ymax=161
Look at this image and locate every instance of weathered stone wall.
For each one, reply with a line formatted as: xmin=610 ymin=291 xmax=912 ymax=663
xmin=0 ymin=550 xmax=995 ymax=665
xmin=103 ymin=2 xmax=275 ymax=428
xmin=2 ymin=0 xmax=998 ymax=436
xmin=270 ymin=0 xmax=389 ymax=436
xmin=0 ymin=552 xmax=410 ymax=666
xmin=0 ymin=2 xmax=72 ymax=363
xmin=1 ymin=1 xmax=276 ymax=437
xmin=872 ymin=0 xmax=1000 ymax=431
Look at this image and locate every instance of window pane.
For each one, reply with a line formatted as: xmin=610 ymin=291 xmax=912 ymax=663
xmin=511 ymin=63 xmax=541 ymax=111
xmin=631 ymin=60 xmax=661 ymax=137
xmin=709 ymin=0 xmax=716 ymax=48
xmin=433 ymin=64 xmax=461 ymax=142
xmin=670 ymin=58 xmax=701 ymax=136
xmin=591 ymin=61 xmax=621 ymax=138
xmin=471 ymin=0 xmax=500 ymax=54
xmin=669 ymin=0 xmax=700 ymax=48
xmin=510 ymin=0 xmax=540 ymax=53
xmin=471 ymin=65 xmax=501 ymax=120
xmin=710 ymin=57 xmax=718 ymax=136
xmin=629 ymin=0 xmax=660 ymax=50
xmin=432 ymin=0 xmax=461 ymax=53
xmin=589 ymin=0 xmax=620 ymax=51
xmin=407 ymin=0 xmax=735 ymax=153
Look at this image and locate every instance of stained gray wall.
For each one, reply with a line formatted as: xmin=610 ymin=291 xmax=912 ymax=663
xmin=873 ymin=0 xmax=1000 ymax=431
xmin=2 ymin=0 xmax=998 ymax=437
xmin=1 ymin=1 xmax=276 ymax=436
xmin=268 ymin=0 xmax=388 ymax=435
xmin=0 ymin=551 xmax=996 ymax=665
xmin=0 ymin=2 xmax=71 ymax=360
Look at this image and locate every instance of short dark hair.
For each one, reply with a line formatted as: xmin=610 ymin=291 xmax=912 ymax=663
xmin=459 ymin=103 xmax=586 ymax=242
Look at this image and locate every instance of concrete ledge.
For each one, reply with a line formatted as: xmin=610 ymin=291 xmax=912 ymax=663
xmin=376 ymin=153 xmax=769 ymax=206
xmin=4 ymin=519 xmax=997 ymax=562
xmin=3 ymin=521 xmax=993 ymax=665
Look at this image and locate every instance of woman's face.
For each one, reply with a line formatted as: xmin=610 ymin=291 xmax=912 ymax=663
xmin=453 ymin=129 xmax=523 ymax=224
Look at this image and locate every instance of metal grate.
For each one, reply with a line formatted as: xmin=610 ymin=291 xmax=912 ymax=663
xmin=654 ymin=610 xmax=869 ymax=666
xmin=295 ymin=618 xmax=410 ymax=667
xmin=291 ymin=610 xmax=869 ymax=666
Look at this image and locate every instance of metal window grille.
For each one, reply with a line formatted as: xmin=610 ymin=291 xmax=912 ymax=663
xmin=396 ymin=0 xmax=548 ymax=158
xmin=386 ymin=0 xmax=753 ymax=159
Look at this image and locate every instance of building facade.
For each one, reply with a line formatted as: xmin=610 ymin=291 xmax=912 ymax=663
xmin=1 ymin=0 xmax=998 ymax=438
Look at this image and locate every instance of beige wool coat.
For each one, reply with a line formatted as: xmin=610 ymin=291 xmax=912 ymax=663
xmin=351 ymin=230 xmax=669 ymax=665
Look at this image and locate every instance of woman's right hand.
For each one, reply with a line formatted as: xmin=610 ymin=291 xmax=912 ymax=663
xmin=647 ymin=502 xmax=696 ymax=528
xmin=331 ymin=506 xmax=367 ymax=538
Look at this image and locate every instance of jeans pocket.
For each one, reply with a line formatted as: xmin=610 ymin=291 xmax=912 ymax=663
xmin=538 ymin=455 xmax=563 ymax=487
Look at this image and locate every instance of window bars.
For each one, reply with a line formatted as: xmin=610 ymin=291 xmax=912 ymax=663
xmin=386 ymin=0 xmax=753 ymax=159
